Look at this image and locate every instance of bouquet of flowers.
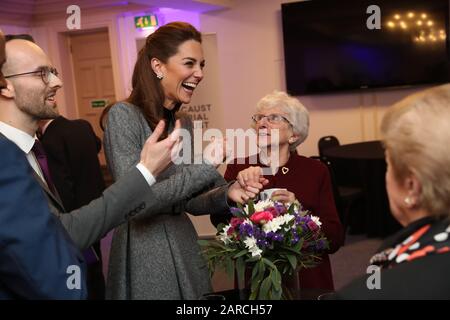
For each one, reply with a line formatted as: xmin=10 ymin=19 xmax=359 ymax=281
xmin=199 ymin=199 xmax=329 ymax=300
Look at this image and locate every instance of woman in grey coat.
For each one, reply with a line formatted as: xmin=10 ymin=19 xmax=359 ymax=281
xmin=103 ymin=22 xmax=257 ymax=299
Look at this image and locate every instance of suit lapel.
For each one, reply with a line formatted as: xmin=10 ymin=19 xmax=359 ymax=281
xmin=31 ymin=170 xmax=66 ymax=212
xmin=0 ymin=133 xmax=66 ymax=212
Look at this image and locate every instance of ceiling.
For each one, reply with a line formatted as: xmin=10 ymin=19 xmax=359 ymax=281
xmin=0 ymin=0 xmax=234 ymax=26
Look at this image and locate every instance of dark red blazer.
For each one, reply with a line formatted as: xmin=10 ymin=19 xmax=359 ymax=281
xmin=214 ymin=153 xmax=344 ymax=290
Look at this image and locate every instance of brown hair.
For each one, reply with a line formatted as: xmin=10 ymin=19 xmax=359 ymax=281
xmin=126 ymin=21 xmax=201 ymax=134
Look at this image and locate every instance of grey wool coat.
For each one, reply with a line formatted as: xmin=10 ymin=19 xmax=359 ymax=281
xmin=103 ymin=102 xmax=229 ymax=300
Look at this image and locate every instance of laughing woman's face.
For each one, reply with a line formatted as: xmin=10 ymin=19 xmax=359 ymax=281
xmin=159 ymin=39 xmax=205 ymax=109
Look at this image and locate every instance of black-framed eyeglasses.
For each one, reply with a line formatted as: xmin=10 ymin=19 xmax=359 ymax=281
xmin=4 ymin=67 xmax=59 ymax=85
xmin=252 ymin=114 xmax=291 ymax=125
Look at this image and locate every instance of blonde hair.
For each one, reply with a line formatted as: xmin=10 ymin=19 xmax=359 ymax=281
xmin=381 ymin=84 xmax=450 ymax=219
xmin=254 ymin=90 xmax=309 ymax=151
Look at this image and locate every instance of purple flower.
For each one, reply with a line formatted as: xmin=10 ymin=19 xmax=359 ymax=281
xmin=230 ymin=207 xmax=245 ymax=217
xmin=266 ymin=231 xmax=276 ymax=240
xmin=273 ymin=233 xmax=284 ymax=242
xmin=257 ymin=238 xmax=270 ymax=248
xmin=238 ymin=223 xmax=254 ymax=237
xmin=274 ymin=203 xmax=287 ymax=215
xmin=253 ymin=228 xmax=266 ymax=240
xmin=315 ymin=239 xmax=327 ymax=251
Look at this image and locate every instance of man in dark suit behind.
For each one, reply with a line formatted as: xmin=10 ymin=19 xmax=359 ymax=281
xmin=40 ymin=116 xmax=107 ymax=299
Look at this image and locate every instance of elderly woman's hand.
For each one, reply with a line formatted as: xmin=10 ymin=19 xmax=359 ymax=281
xmin=271 ymin=189 xmax=296 ymax=204
xmin=227 ymin=180 xmax=264 ymax=204
xmin=237 ymin=166 xmax=269 ymax=189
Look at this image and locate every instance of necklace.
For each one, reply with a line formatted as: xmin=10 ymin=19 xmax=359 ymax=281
xmin=281 ymin=167 xmax=289 ymax=174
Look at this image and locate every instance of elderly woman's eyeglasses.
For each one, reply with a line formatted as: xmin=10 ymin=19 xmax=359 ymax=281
xmin=4 ymin=67 xmax=59 ymax=85
xmin=252 ymin=114 xmax=291 ymax=125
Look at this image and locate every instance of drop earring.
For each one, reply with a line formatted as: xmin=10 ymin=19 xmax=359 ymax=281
xmin=404 ymin=196 xmax=413 ymax=207
xmin=156 ymin=73 xmax=163 ymax=80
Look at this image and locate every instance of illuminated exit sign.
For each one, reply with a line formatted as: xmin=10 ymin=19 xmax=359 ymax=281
xmin=134 ymin=15 xmax=158 ymax=29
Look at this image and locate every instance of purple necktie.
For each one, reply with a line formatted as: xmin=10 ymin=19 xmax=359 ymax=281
xmin=32 ymin=139 xmax=99 ymax=265
xmin=32 ymin=139 xmax=56 ymax=194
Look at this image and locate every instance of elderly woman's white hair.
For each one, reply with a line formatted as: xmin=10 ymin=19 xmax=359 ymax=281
xmin=254 ymin=90 xmax=309 ymax=151
xmin=381 ymin=83 xmax=450 ymax=219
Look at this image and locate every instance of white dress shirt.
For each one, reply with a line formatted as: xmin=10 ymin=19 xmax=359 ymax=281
xmin=0 ymin=121 xmax=48 ymax=186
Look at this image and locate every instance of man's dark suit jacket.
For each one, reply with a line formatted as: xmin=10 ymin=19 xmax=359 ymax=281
xmin=0 ymin=138 xmax=87 ymax=299
xmin=40 ymin=116 xmax=106 ymax=299
xmin=40 ymin=116 xmax=106 ymax=211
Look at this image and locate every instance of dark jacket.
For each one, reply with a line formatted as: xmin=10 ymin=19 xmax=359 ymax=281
xmin=335 ymin=216 xmax=450 ymax=299
xmin=40 ymin=116 xmax=105 ymax=211
xmin=0 ymin=138 xmax=86 ymax=299
xmin=40 ymin=116 xmax=107 ymax=300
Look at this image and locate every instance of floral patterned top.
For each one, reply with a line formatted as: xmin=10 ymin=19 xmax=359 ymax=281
xmin=369 ymin=216 xmax=450 ymax=269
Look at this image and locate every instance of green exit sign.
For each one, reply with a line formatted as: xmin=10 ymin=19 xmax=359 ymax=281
xmin=90 ymin=99 xmax=108 ymax=108
xmin=134 ymin=15 xmax=158 ymax=29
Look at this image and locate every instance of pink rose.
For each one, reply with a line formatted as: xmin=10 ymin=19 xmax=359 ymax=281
xmin=266 ymin=207 xmax=279 ymax=218
xmin=226 ymin=226 xmax=235 ymax=235
xmin=230 ymin=217 xmax=244 ymax=228
xmin=250 ymin=211 xmax=274 ymax=224
xmin=307 ymin=220 xmax=319 ymax=232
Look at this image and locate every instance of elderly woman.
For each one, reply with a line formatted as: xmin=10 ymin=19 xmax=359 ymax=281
xmin=212 ymin=90 xmax=344 ymax=291
xmin=336 ymin=84 xmax=450 ymax=299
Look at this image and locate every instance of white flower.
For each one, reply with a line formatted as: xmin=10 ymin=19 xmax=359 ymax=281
xmin=218 ymin=225 xmax=231 ymax=244
xmin=262 ymin=214 xmax=294 ymax=233
xmin=311 ymin=215 xmax=322 ymax=227
xmin=244 ymin=236 xmax=257 ymax=248
xmin=245 ymin=199 xmax=275 ymax=214
xmin=244 ymin=236 xmax=262 ymax=257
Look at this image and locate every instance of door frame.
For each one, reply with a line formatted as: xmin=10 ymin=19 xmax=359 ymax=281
xmin=63 ymin=28 xmax=117 ymax=118
xmin=38 ymin=17 xmax=125 ymax=119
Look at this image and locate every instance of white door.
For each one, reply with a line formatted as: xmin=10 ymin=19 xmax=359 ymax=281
xmin=70 ymin=29 xmax=116 ymax=165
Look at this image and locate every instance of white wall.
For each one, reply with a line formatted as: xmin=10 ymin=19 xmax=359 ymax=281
xmin=199 ymin=0 xmax=432 ymax=156
xmin=0 ymin=24 xmax=31 ymax=35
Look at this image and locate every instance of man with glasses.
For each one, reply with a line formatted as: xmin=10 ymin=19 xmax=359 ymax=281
xmin=0 ymin=29 xmax=87 ymax=299
xmin=5 ymin=34 xmax=105 ymax=300
xmin=5 ymin=66 xmax=59 ymax=84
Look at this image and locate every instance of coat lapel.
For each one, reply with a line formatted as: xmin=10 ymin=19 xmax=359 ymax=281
xmin=31 ymin=170 xmax=66 ymax=212
xmin=0 ymin=132 xmax=66 ymax=212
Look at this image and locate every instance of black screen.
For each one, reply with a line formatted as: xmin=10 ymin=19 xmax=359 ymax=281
xmin=282 ymin=0 xmax=450 ymax=95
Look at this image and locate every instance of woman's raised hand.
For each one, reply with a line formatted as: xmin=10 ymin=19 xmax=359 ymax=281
xmin=139 ymin=120 xmax=181 ymax=177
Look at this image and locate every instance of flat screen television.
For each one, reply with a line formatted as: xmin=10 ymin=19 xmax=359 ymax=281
xmin=281 ymin=0 xmax=450 ymax=95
